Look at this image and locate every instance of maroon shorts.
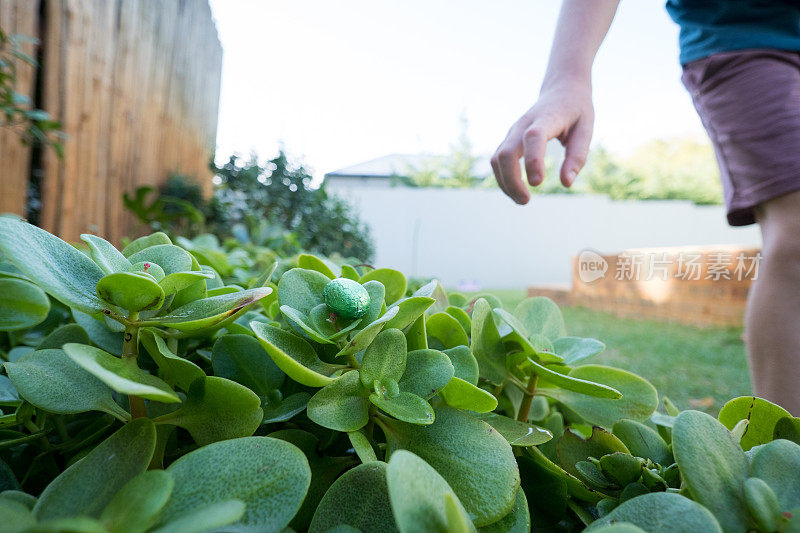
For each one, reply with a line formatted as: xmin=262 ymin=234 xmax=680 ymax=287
xmin=682 ymin=49 xmax=800 ymax=226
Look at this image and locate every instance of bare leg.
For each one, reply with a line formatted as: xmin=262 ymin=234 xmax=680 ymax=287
xmin=745 ymin=189 xmax=800 ymax=414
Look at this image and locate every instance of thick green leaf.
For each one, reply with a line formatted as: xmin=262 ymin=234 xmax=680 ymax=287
xmin=121 ymin=232 xmax=171 ymax=257
xmin=212 ymin=334 xmax=284 ymax=395
xmin=427 ymin=312 xmax=469 ymax=349
xmin=81 ymin=234 xmax=131 ymax=274
xmin=398 ymin=348 xmax=454 ymax=400
xmin=0 ymin=278 xmax=51 ymax=331
xmin=513 ymin=297 xmax=566 ymax=340
xmin=557 ymin=427 xmax=630 ymax=479
xmin=129 ymin=261 xmax=165 ymax=281
xmin=251 ymin=321 xmax=338 ymax=387
xmin=348 ymin=430 xmax=378 ymax=463
xmin=282 ymin=304 xmax=334 ymax=344
xmin=100 ymin=470 xmax=173 ymax=533
xmin=153 ymin=288 xmax=271 ymax=331
xmin=0 ymin=498 xmax=35 ymax=532
xmin=478 ymin=488 xmax=529 ymax=533
xmin=386 ymin=450 xmax=474 ymax=533
xmin=72 ymin=309 xmax=123 ymax=354
xmin=442 ymin=345 xmax=479 ymax=385
xmin=34 ymin=418 xmax=156 ymax=520
xmin=775 ymin=417 xmax=800 ymax=445
xmin=151 ymin=500 xmax=245 ymax=533
xmin=372 ymin=392 xmax=435 ymax=425
xmin=718 ymin=396 xmax=791 ymax=451
xmin=309 ymin=462 xmax=397 ymax=533
xmin=382 ymin=405 xmax=519 ymax=527
xmin=139 ymin=329 xmax=205 ymax=391
xmin=307 ymin=371 xmax=370 ymax=432
xmin=539 ymin=365 xmax=658 ymax=429
xmin=96 ymin=272 xmax=165 ymax=312
xmin=612 ymin=419 xmax=672 ymax=465
xmin=37 ymin=323 xmax=90 ymax=350
xmin=336 ymin=306 xmax=400 ymax=358
xmin=447 ymin=305 xmax=472 ymax=335
xmin=309 ymin=303 xmax=362 ymax=340
xmin=127 ymin=244 xmax=192 ymax=275
xmin=298 ymin=254 xmax=337 ymax=279
xmin=360 ymin=328 xmax=407 ymax=387
xmin=475 ymin=413 xmax=552 ymax=446
xmin=385 ymin=296 xmax=436 ymax=331
xmin=553 ymin=336 xmax=606 ymax=365
xmin=587 ymin=492 xmax=722 ymax=533
xmin=470 ymin=298 xmax=507 ymax=386
xmin=155 ymin=376 xmax=263 ymax=445
xmin=0 ymin=218 xmax=107 ymax=314
xmin=440 ymin=377 xmax=498 ymax=413
xmin=361 ymin=280 xmax=386 ymax=325
xmin=63 ymin=343 xmax=179 ymax=403
xmin=4 ymin=349 xmax=128 ymax=420
xmin=278 ymin=267 xmax=329 ymax=315
xmin=360 ymin=268 xmax=407 ymax=304
xmin=750 ymin=439 xmax=800 ymax=511
xmin=673 ymin=410 xmax=749 ymax=533
xmin=159 ymin=271 xmax=214 ymax=295
xmin=530 ymin=359 xmax=621 ymax=398
xmin=341 ymin=264 xmax=360 ymax=280
xmin=405 ymin=314 xmax=427 ymax=351
xmin=160 ymin=437 xmax=311 ymax=532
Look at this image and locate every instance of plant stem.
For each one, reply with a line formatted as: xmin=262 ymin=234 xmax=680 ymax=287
xmin=122 ymin=322 xmax=147 ymax=419
xmin=493 ymin=382 xmax=505 ymax=399
xmin=516 ymin=373 xmax=539 ymax=422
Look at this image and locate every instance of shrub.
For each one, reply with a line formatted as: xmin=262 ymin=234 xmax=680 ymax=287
xmin=125 ymin=151 xmax=375 ymax=263
xmin=0 ymin=217 xmax=799 ymax=532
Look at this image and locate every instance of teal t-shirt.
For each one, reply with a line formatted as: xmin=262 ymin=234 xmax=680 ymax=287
xmin=666 ymin=0 xmax=800 ymax=64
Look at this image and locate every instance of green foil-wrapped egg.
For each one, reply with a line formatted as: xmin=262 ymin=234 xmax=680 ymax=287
xmin=323 ymin=278 xmax=370 ymax=319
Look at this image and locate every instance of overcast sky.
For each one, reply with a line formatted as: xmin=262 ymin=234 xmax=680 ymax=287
xmin=208 ymin=1 xmax=708 ymax=180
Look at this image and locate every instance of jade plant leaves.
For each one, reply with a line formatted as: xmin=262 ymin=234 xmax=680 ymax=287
xmin=0 ymin=278 xmax=51 ymax=331
xmin=386 ymin=450 xmax=475 ymax=533
xmin=427 ymin=312 xmax=469 ymax=349
xmin=360 ymin=268 xmax=407 ymax=304
xmin=152 ymin=500 xmax=245 ymax=533
xmin=251 ymin=322 xmax=339 ymax=387
xmin=0 ymin=218 xmax=107 ymax=315
xmin=718 ymin=396 xmax=792 ymax=451
xmin=336 ymin=306 xmax=400 ymax=358
xmin=154 ymin=376 xmax=263 ymax=445
xmin=139 ymin=329 xmax=205 ymax=391
xmin=557 ymin=426 xmax=630 ymax=479
xmin=750 ymin=439 xmax=800 ymax=511
xmin=586 ymin=492 xmax=723 ymax=533
xmin=443 ymin=345 xmax=479 ymax=385
xmin=672 ymin=410 xmax=750 ymax=533
xmin=439 ymin=377 xmax=498 ymax=413
xmin=539 ymin=365 xmax=658 ymax=429
xmin=278 ymin=267 xmax=329 ymax=315
xmin=37 ymin=323 xmax=91 ymax=350
xmin=153 ymin=288 xmax=271 ymax=332
xmin=371 ymin=392 xmax=435 ymax=425
xmin=479 ymin=488 xmax=529 ymax=533
xmin=212 ymin=334 xmax=285 ymax=396
xmin=298 ymin=254 xmax=338 ymax=279
xmin=384 ymin=296 xmax=436 ymax=331
xmin=121 ymin=232 xmax=171 ymax=257
xmin=382 ymin=405 xmax=520 ymax=527
xmin=309 ymin=462 xmax=397 ymax=533
xmin=513 ymin=297 xmax=566 ymax=340
xmin=159 ymin=271 xmax=215 ymax=295
xmin=159 ymin=437 xmax=311 ymax=532
xmin=528 ymin=359 xmax=621 ymax=399
xmin=63 ymin=343 xmax=180 ymax=403
xmin=553 ymin=336 xmax=606 ymax=365
xmin=127 ymin=244 xmax=193 ymax=275
xmin=3 ymin=349 xmax=129 ymax=420
xmin=475 ymin=413 xmax=552 ymax=447
xmin=360 ymin=328 xmax=407 ymax=388
xmin=517 ymin=455 xmax=569 ymax=527
xmin=34 ymin=418 xmax=156 ymax=520
xmin=612 ymin=419 xmax=672 ymax=465
xmin=96 ymin=272 xmax=165 ymax=312
xmin=398 ymin=349 xmax=454 ymax=400
xmin=307 ymin=371 xmax=370 ymax=432
xmin=81 ymin=234 xmax=131 ymax=274
xmin=99 ymin=470 xmax=173 ymax=533
xmin=470 ymin=298 xmax=507 ymax=386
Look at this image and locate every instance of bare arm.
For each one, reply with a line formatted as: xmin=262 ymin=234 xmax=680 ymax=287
xmin=491 ymin=0 xmax=619 ymax=204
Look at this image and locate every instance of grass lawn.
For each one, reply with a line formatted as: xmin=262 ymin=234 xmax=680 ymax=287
xmin=464 ymin=289 xmax=752 ymax=413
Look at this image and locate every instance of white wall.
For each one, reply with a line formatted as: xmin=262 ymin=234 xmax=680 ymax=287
xmin=330 ymin=186 xmax=762 ymax=289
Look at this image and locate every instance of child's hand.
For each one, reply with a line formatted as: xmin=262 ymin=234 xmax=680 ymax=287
xmin=491 ymin=79 xmax=594 ymax=205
